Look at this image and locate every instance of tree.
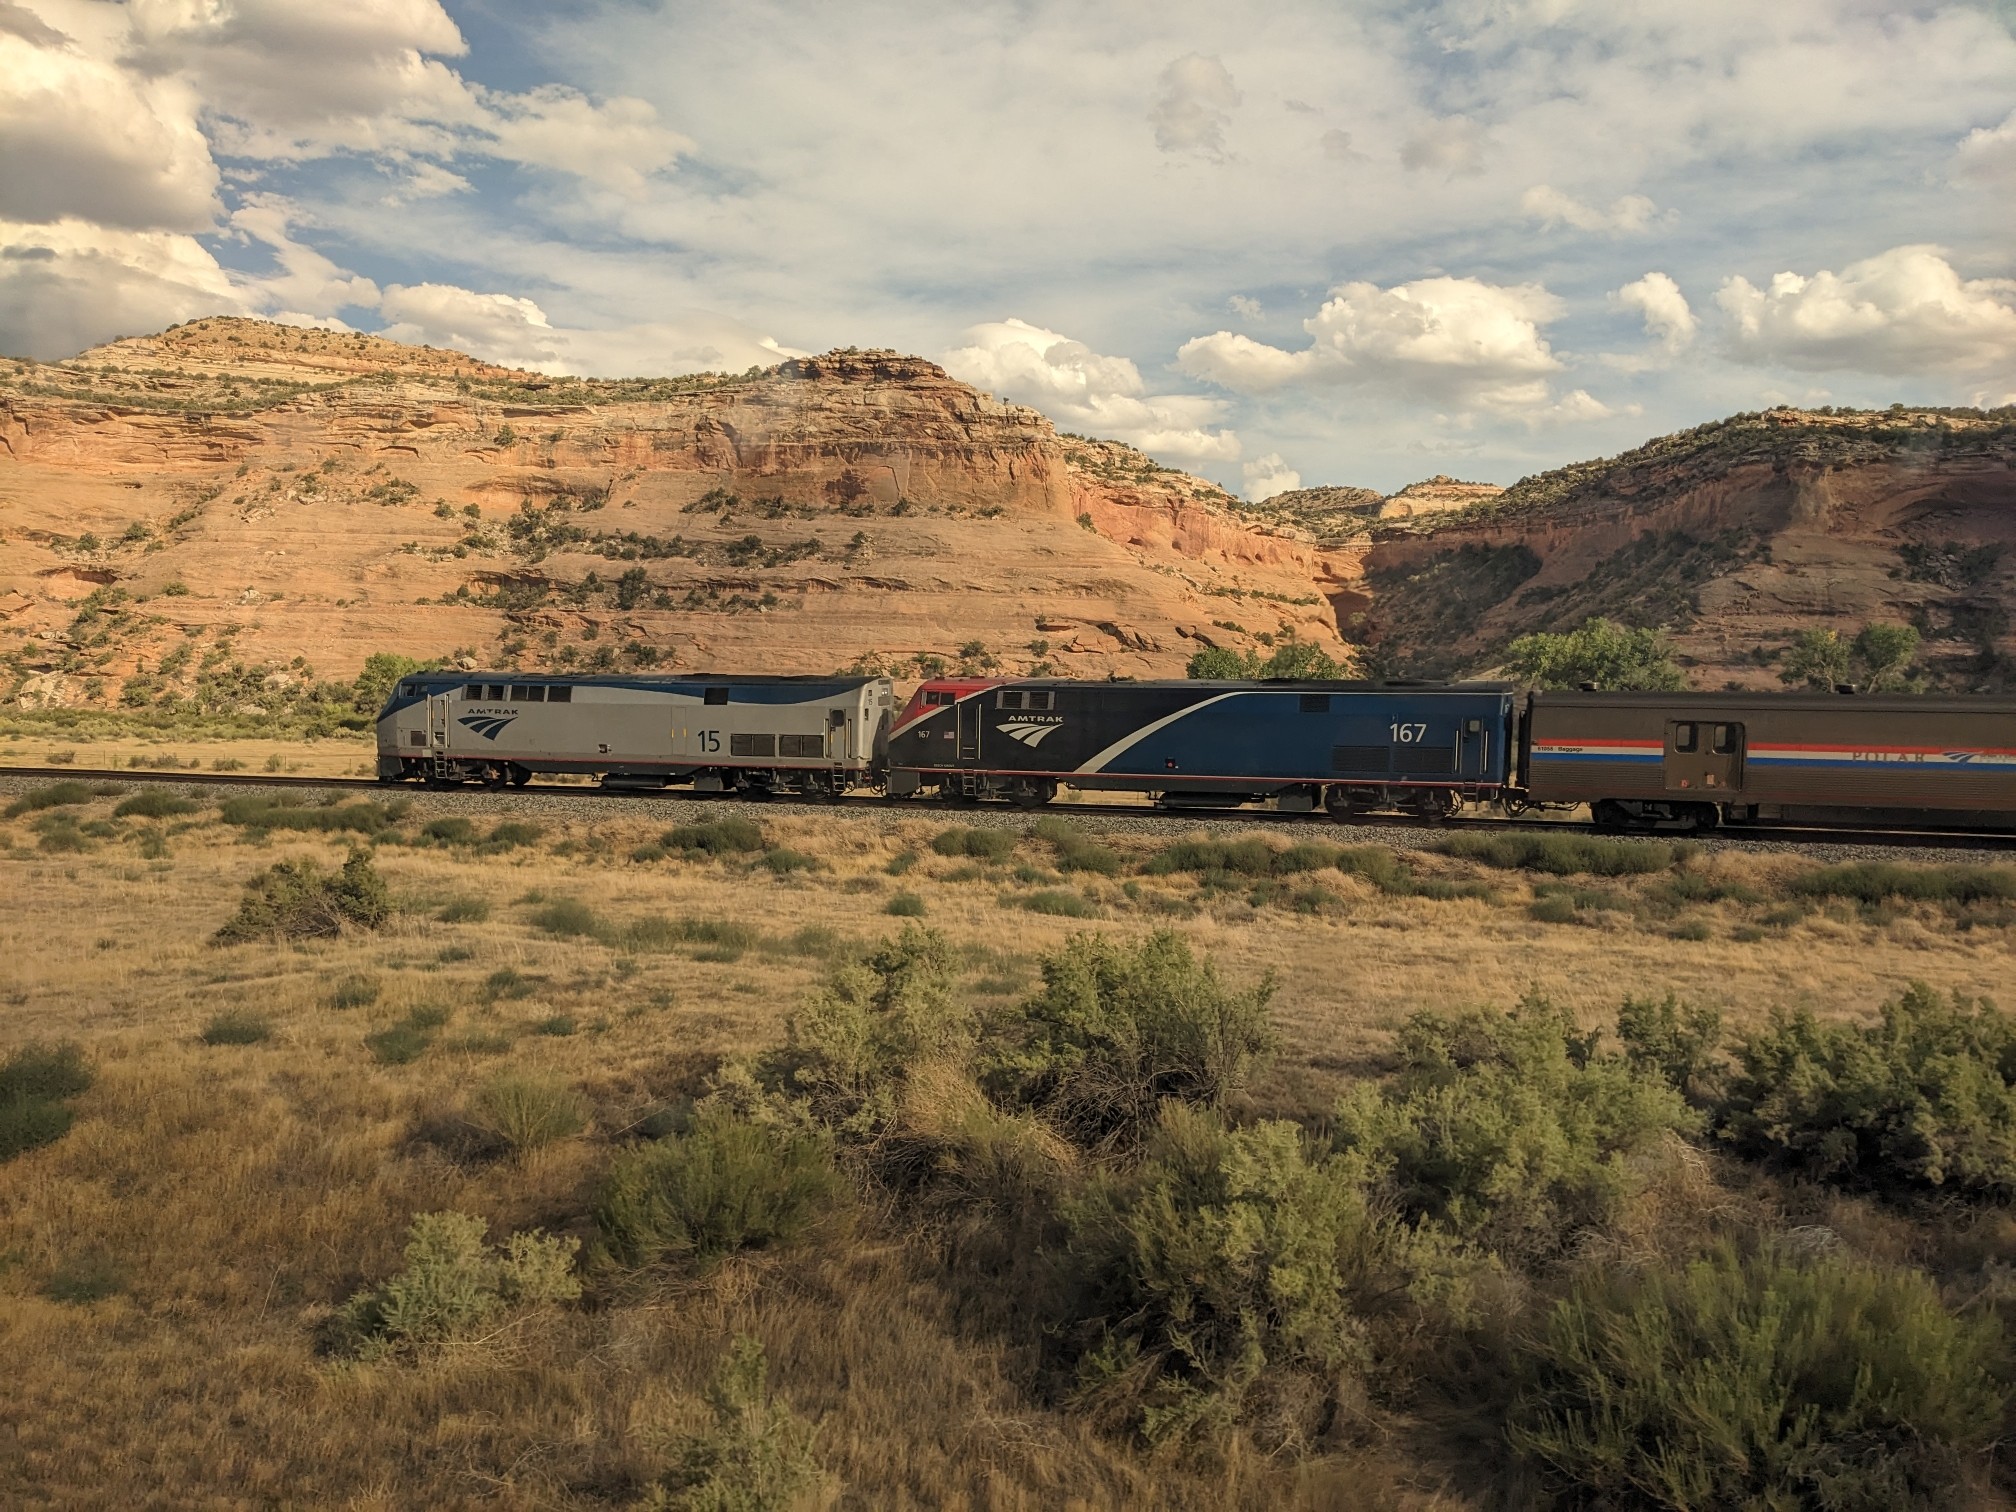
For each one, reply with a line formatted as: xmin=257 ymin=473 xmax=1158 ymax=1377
xmin=1778 ymin=622 xmax=1920 ymax=693
xmin=1502 ymin=618 xmax=1686 ymax=691
xmin=350 ymin=653 xmax=437 ymax=714
xmin=1185 ymin=639 xmax=1348 ymax=680
xmin=1853 ymin=622 xmax=1921 ymax=692
xmin=1778 ymin=628 xmax=1852 ymax=691
xmin=1186 ymin=646 xmax=1255 ymax=679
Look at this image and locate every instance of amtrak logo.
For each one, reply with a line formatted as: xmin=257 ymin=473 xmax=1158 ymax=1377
xmin=458 ymin=713 xmax=518 ymax=741
xmin=996 ymin=719 xmax=1062 ymax=747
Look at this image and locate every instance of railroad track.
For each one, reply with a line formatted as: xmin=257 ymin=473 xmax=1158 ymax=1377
xmin=4 ymin=764 xmax=2014 ymax=855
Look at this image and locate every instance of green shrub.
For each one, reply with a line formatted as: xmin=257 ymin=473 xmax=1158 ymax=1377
xmin=0 ymin=1094 xmax=74 ymax=1163
xmin=420 ymin=816 xmax=476 ymax=845
xmin=1508 ymin=1243 xmax=2006 ymax=1511
xmin=785 ymin=924 xmax=970 ymax=1134
xmin=464 ymin=1074 xmax=586 ymax=1155
xmin=219 ymin=795 xmax=407 ymax=834
xmin=1528 ymin=893 xmax=1581 ymax=925
xmin=1615 ymin=993 xmax=1723 ymax=1101
xmin=437 ymin=895 xmax=490 ymax=923
xmin=885 ymin=892 xmax=926 ymax=917
xmin=482 ymin=967 xmax=535 ymax=1001
xmin=366 ymin=1024 xmax=431 ymax=1065
xmin=1433 ymin=831 xmax=1682 ymax=876
xmin=1143 ymin=836 xmax=1322 ymax=879
xmin=661 ymin=817 xmax=765 ymax=856
xmin=332 ymin=1211 xmax=580 ymax=1357
xmin=112 ymin=790 xmax=199 ymax=819
xmin=213 ymin=851 xmax=392 ymax=943
xmin=533 ymin=1014 xmax=577 ymax=1037
xmin=530 ymin=897 xmax=600 ymax=937
xmin=481 ymin=820 xmax=543 ymax=851
xmin=644 ymin=1337 xmax=828 ymax=1511
xmin=1334 ymin=997 xmax=1698 ymax=1258
xmin=885 ymin=849 xmax=919 ymax=876
xmin=4 ymin=781 xmax=121 ymax=818
xmin=42 ymin=1250 xmax=126 ymax=1304
xmin=330 ymin=973 xmax=381 ymax=1010
xmin=1789 ymin=862 xmax=2016 ymax=906
xmin=931 ymin=826 xmax=1016 ymax=861
xmin=0 ymin=1041 xmax=93 ymax=1102
xmin=33 ymin=815 xmax=89 ymax=853
xmin=1031 ymin=816 xmax=1122 ymax=875
xmin=200 ymin=1010 xmax=273 ymax=1045
xmin=760 ymin=846 xmax=818 ymax=874
xmin=594 ymin=1109 xmax=842 ymax=1267
xmin=1721 ymin=983 xmax=2016 ymax=1197
xmin=986 ymin=931 xmax=1275 ymax=1148
xmin=1019 ymin=889 xmax=1097 ymax=917
xmin=1063 ymin=1105 xmax=1371 ymax=1449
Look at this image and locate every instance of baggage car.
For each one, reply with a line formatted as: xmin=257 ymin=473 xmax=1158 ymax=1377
xmin=1526 ymin=690 xmax=2016 ymax=831
xmin=377 ymin=673 xmax=894 ymax=794
xmin=887 ymin=677 xmax=1519 ymax=813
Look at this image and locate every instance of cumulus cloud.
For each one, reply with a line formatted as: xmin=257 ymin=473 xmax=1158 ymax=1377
xmin=943 ymin=317 xmax=1240 ymax=462
xmin=1178 ymin=276 xmax=1583 ymax=415
xmin=1319 ymin=128 xmax=1361 ymax=162
xmin=1227 ymin=294 xmax=1263 ymax=320
xmin=1242 ymin=453 xmax=1301 ymax=501
xmin=1602 ymin=271 xmax=1696 ymax=373
xmin=1716 ymin=245 xmax=2016 ymax=375
xmin=1148 ymin=54 xmax=1240 ymax=159
xmin=1399 ymin=115 xmax=1488 ymax=176
xmin=378 ymin=281 xmax=802 ymax=377
xmin=229 ymin=200 xmax=380 ymax=317
xmin=1521 ymin=185 xmax=1661 ymax=235
xmin=1955 ymin=109 xmax=2016 ymax=185
xmin=0 ymin=219 xmax=245 ymax=359
xmin=0 ymin=16 xmax=218 ymax=231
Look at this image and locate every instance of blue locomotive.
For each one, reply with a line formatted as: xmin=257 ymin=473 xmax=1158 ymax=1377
xmin=886 ymin=677 xmax=1519 ymax=816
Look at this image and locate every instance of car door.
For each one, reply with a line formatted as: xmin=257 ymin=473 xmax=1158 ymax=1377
xmin=1664 ymin=718 xmax=1745 ymax=794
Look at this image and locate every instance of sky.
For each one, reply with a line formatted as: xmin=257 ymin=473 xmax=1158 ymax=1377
xmin=3 ymin=1 xmax=2014 ymax=495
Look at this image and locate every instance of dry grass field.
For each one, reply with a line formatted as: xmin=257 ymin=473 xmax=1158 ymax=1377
xmin=4 ymin=780 xmax=2016 ymax=1508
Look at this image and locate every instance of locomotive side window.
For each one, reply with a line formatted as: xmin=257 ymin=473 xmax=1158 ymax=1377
xmin=1712 ymin=724 xmax=1737 ymax=754
xmin=997 ymin=690 xmax=1025 ymax=710
xmin=1299 ymin=694 xmax=1330 ymax=713
xmin=1673 ymin=722 xmax=1698 ymax=753
xmin=400 ymin=682 xmax=418 ymax=698
xmin=704 ymin=686 xmax=730 ymax=706
xmin=1032 ymin=690 xmax=1054 ymax=711
xmin=923 ymin=690 xmax=953 ymax=707
xmin=511 ymin=685 xmax=545 ymax=702
xmin=409 ymin=730 xmax=426 ymax=747
xmin=462 ymin=684 xmax=482 ymax=700
xmin=487 ymin=684 xmax=508 ymax=701
xmin=547 ymin=686 xmax=572 ymax=703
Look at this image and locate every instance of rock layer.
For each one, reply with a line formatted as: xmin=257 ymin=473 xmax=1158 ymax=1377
xmin=0 ymin=320 xmax=1352 ymax=704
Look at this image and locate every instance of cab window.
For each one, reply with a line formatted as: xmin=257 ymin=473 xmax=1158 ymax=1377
xmin=704 ymin=686 xmax=729 ymax=706
xmin=1672 ymin=722 xmax=1697 ymax=753
xmin=1712 ymin=724 xmax=1738 ymax=754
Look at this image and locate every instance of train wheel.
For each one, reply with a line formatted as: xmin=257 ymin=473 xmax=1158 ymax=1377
xmin=1590 ymin=799 xmax=1631 ymax=830
xmin=1323 ymin=787 xmax=1359 ymax=822
xmin=1008 ymin=779 xmax=1056 ymax=809
xmin=509 ymin=764 xmax=532 ymax=787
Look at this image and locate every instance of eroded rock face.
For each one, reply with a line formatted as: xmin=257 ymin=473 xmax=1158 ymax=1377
xmin=0 ymin=318 xmax=1353 ymax=706
xmin=1352 ymin=411 xmax=2016 ymax=690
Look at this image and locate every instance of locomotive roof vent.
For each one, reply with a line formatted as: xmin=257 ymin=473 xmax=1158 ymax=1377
xmin=1834 ymin=683 xmax=1858 ymax=695
xmin=1578 ymin=681 xmax=1599 ymax=692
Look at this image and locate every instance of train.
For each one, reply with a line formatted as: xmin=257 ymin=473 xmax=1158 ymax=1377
xmin=375 ymin=671 xmax=2016 ymax=833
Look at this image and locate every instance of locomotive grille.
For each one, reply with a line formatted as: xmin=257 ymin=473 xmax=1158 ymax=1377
xmin=778 ymin=734 xmax=824 ymax=758
xmin=1393 ymin=745 xmax=1455 ymax=774
xmin=1331 ymin=745 xmax=1390 ymax=773
xmin=730 ymin=733 xmax=777 ymax=757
